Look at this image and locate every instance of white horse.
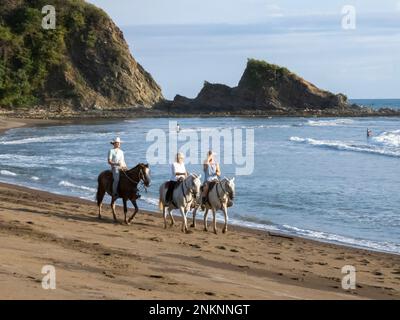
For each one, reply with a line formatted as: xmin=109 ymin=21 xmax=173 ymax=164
xmin=191 ymin=178 xmax=235 ymax=234
xmin=159 ymin=174 xmax=201 ymax=233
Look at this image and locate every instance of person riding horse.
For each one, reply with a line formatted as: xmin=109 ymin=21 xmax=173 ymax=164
xmin=108 ymin=137 xmax=127 ymax=197
xmin=165 ymin=152 xmax=188 ymax=205
xmin=201 ymin=150 xmax=221 ymax=209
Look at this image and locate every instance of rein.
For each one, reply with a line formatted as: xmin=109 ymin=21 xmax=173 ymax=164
xmin=216 ymin=181 xmax=232 ymax=203
xmin=122 ymin=168 xmax=147 ymax=192
xmin=180 ymin=177 xmax=197 ymax=205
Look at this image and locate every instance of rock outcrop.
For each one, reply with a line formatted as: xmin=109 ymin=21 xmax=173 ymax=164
xmin=0 ymin=0 xmax=163 ymax=113
xmin=163 ymin=59 xmax=355 ymax=115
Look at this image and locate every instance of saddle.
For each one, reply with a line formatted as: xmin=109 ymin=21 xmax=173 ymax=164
xmin=110 ymin=169 xmax=141 ymax=199
xmin=203 ymin=180 xmax=233 ymax=208
xmin=165 ymin=180 xmax=181 ymax=206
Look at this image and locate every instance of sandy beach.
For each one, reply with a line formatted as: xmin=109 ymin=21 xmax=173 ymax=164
xmin=1 ymin=118 xmax=400 ymax=300
xmin=0 ymin=181 xmax=399 ymax=300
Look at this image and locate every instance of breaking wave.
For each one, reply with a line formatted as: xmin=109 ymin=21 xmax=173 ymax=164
xmin=59 ymin=181 xmax=96 ymax=193
xmin=372 ymin=129 xmax=400 ymax=148
xmin=0 ymin=170 xmax=17 ymax=176
xmin=306 ymin=119 xmax=355 ymax=127
xmin=290 ymin=136 xmax=400 ymax=157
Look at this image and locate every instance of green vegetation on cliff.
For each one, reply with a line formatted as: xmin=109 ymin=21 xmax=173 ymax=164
xmin=0 ymin=0 xmax=162 ymax=111
xmin=240 ymin=58 xmax=291 ymax=89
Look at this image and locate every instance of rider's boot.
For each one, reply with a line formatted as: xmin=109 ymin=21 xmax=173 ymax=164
xmin=201 ymin=196 xmax=207 ymax=211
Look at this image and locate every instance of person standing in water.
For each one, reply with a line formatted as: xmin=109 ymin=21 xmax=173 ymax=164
xmin=176 ymin=123 xmax=181 ymax=133
xmin=367 ymin=128 xmax=372 ymax=138
xmin=108 ymin=137 xmax=127 ymax=197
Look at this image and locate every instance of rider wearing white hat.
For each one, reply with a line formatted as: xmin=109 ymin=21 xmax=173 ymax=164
xmin=108 ymin=137 xmax=127 ymax=197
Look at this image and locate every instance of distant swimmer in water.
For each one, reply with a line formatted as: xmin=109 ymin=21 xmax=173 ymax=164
xmin=176 ymin=123 xmax=181 ymax=133
xmin=367 ymin=128 xmax=372 ymax=137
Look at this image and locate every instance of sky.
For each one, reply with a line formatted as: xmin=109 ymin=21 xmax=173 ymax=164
xmin=87 ymin=0 xmax=400 ymax=99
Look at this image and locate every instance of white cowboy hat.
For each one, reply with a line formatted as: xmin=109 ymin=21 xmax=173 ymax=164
xmin=111 ymin=137 xmax=122 ymax=144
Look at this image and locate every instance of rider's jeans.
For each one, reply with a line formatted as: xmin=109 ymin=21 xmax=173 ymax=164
xmin=112 ymin=167 xmax=120 ymax=196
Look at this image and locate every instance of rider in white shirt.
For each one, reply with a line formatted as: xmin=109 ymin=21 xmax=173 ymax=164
xmin=166 ymin=152 xmax=187 ymax=203
xmin=108 ymin=137 xmax=127 ymax=197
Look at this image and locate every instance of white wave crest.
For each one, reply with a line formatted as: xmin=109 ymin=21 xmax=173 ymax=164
xmin=306 ymin=119 xmax=355 ymax=127
xmin=59 ymin=181 xmax=96 ymax=193
xmin=140 ymin=196 xmax=159 ymax=207
xmin=0 ymin=170 xmax=17 ymax=176
xmin=0 ymin=132 xmax=109 ymax=145
xmin=372 ymin=130 xmax=400 ymax=148
xmin=290 ymin=136 xmax=400 ymax=157
xmin=282 ymin=224 xmax=400 ymax=254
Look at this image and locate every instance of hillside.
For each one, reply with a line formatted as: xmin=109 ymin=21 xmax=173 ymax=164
xmin=0 ymin=0 xmax=163 ymax=115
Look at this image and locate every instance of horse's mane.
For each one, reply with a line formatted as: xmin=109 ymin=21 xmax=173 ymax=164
xmin=127 ymin=163 xmax=146 ymax=173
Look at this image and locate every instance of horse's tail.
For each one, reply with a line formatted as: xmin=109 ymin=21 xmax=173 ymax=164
xmin=159 ymin=184 xmax=164 ymax=212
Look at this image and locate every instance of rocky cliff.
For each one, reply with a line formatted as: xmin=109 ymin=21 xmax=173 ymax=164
xmin=0 ymin=0 xmax=163 ymax=114
xmin=164 ymin=59 xmax=356 ymax=115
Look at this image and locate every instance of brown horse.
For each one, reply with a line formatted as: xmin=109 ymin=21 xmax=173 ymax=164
xmin=96 ymin=163 xmax=151 ymax=224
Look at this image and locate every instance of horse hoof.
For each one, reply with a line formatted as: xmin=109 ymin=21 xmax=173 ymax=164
xmin=190 ymin=223 xmax=195 ymax=228
xmin=214 ymin=230 xmax=218 ymax=235
xmin=222 ymin=229 xmax=227 ymax=234
xmin=203 ymin=228 xmax=208 ymax=232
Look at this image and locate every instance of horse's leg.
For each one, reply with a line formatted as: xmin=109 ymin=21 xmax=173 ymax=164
xmin=128 ymin=199 xmax=139 ymax=224
xmin=98 ymin=203 xmax=102 ymax=220
xmin=212 ymin=208 xmax=218 ymax=234
xmin=180 ymin=207 xmax=188 ymax=233
xmin=123 ymin=199 xmax=128 ymax=225
xmin=222 ymin=205 xmax=228 ymax=234
xmin=190 ymin=207 xmax=197 ymax=228
xmin=203 ymin=209 xmax=209 ymax=232
xmin=168 ymin=208 xmax=175 ymax=226
xmin=163 ymin=206 xmax=167 ymax=229
xmin=111 ymin=197 xmax=118 ymax=222
xmin=97 ymin=186 xmax=106 ymax=220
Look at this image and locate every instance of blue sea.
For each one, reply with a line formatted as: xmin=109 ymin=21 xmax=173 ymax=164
xmin=350 ymin=99 xmax=400 ymax=110
xmin=1 ymin=105 xmax=400 ymax=254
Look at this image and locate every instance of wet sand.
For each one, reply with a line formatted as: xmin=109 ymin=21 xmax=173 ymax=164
xmin=0 ymin=118 xmax=399 ymax=300
xmin=0 ymin=182 xmax=399 ymax=300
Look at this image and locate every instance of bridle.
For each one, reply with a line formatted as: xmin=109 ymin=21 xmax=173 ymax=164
xmin=216 ymin=180 xmax=234 ymax=202
xmin=181 ymin=176 xmax=198 ymax=204
xmin=122 ymin=166 xmax=148 ymax=192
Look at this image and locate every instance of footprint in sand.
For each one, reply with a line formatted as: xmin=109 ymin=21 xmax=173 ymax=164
xmin=102 ymin=271 xmax=115 ymax=278
xmin=149 ymin=237 xmax=163 ymax=242
xmin=149 ymin=274 xmax=164 ymax=279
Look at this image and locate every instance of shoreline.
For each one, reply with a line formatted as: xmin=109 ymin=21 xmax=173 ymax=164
xmin=2 ymin=179 xmax=400 ymax=258
xmin=1 ymin=116 xmax=399 ymax=257
xmin=2 ymin=105 xmax=400 ymax=120
xmin=0 ymin=181 xmax=399 ymax=299
xmin=1 ymin=117 xmax=400 ymax=299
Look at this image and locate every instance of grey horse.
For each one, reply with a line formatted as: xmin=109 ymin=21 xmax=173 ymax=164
xmin=159 ymin=174 xmax=201 ymax=233
xmin=191 ymin=177 xmax=235 ymax=234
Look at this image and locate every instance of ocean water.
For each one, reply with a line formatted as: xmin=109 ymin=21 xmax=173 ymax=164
xmin=350 ymin=99 xmax=400 ymax=110
xmin=1 ymin=116 xmax=400 ymax=254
